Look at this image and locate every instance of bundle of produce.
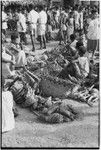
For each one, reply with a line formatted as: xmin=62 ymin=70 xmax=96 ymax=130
xmin=44 ymin=61 xmax=63 ymax=76
xmin=21 ymin=86 xmax=38 ymax=108
xmin=10 ymin=80 xmax=28 ymax=104
xmin=36 ymin=111 xmax=64 ymax=124
xmin=27 ymin=56 xmax=45 ymax=72
xmin=59 ymin=104 xmax=84 ymax=121
xmin=30 ymin=96 xmax=53 ymax=112
xmin=31 ymin=102 xmax=83 ymax=124
xmin=68 ymin=87 xmax=99 ymax=107
xmin=88 ymin=88 xmax=99 ymax=103
xmin=23 ymin=68 xmax=40 ymax=89
xmin=39 ymin=75 xmax=80 ymax=99
xmin=55 ymin=54 xmax=68 ymax=68
xmin=44 ymin=45 xmax=64 ymax=61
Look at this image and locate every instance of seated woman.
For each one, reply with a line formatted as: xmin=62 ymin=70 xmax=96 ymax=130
xmin=58 ymin=46 xmax=89 ymax=80
xmin=2 ymin=76 xmax=15 ymax=133
xmin=73 ymin=46 xmax=89 ymax=79
xmin=6 ymin=36 xmax=27 ymax=68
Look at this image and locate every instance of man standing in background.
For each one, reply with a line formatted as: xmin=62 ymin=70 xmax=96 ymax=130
xmin=87 ymin=9 xmax=100 ymax=58
xmin=74 ymin=5 xmax=80 ymax=31
xmin=18 ymin=8 xmax=27 ymax=45
xmin=28 ymin=5 xmax=39 ymax=51
xmin=37 ymin=5 xmax=47 ymax=49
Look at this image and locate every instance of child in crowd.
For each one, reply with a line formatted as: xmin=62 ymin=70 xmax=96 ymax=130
xmin=7 ymin=35 xmax=27 ymax=68
xmin=78 ymin=29 xmax=87 ymax=47
xmin=2 ymin=76 xmax=15 ymax=133
xmin=66 ymin=11 xmax=74 ymax=42
xmin=73 ymin=46 xmax=89 ymax=79
xmin=70 ymin=34 xmax=78 ymax=49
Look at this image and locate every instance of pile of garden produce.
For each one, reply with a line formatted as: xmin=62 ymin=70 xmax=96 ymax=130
xmin=6 ymin=44 xmax=99 ymax=124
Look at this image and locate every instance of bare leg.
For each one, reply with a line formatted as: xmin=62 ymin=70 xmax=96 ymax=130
xmin=39 ymin=35 xmax=43 ymax=49
xmin=43 ymin=35 xmax=46 ymax=49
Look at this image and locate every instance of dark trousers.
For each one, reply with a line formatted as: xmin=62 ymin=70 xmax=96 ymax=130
xmin=39 ymin=35 xmax=46 ymax=49
xmin=19 ymin=32 xmax=27 ymax=44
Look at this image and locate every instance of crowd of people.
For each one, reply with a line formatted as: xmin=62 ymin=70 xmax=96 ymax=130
xmin=2 ymin=3 xmax=100 ymax=133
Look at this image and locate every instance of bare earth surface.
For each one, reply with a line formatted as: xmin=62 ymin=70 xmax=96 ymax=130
xmin=2 ymin=100 xmax=99 ymax=148
xmin=2 ymin=37 xmax=99 ymax=148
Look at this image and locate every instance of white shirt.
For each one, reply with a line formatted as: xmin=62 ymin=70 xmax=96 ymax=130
xmin=87 ymin=18 xmax=100 ymax=40
xmin=79 ymin=12 xmax=83 ymax=29
xmin=2 ymin=91 xmax=15 ymax=133
xmin=28 ymin=9 xmax=39 ymax=25
xmin=38 ymin=10 xmax=47 ymax=24
xmin=55 ymin=10 xmax=60 ymax=22
xmin=74 ymin=10 xmax=80 ymax=26
xmin=78 ymin=57 xmax=89 ymax=77
xmin=2 ymin=11 xmax=7 ymax=29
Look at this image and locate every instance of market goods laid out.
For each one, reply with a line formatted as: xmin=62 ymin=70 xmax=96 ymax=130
xmin=6 ymin=44 xmax=99 ymax=124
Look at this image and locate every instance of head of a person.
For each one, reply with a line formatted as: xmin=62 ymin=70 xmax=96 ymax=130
xmin=38 ymin=4 xmax=44 ymax=12
xmin=78 ymin=29 xmax=84 ymax=36
xmin=79 ymin=6 xmax=83 ymax=12
xmin=69 ymin=11 xmax=74 ymax=18
xmin=29 ymin=4 xmax=34 ymax=11
xmin=55 ymin=6 xmax=59 ymax=11
xmin=78 ymin=46 xmax=86 ymax=57
xmin=2 ymin=76 xmax=5 ymax=90
xmin=68 ymin=5 xmax=71 ymax=12
xmin=76 ymin=41 xmax=83 ymax=50
xmin=15 ymin=9 xmax=18 ymax=15
xmin=18 ymin=7 xmax=22 ymax=13
xmin=70 ymin=34 xmax=76 ymax=42
xmin=34 ymin=6 xmax=38 ymax=11
xmin=74 ymin=4 xmax=79 ymax=11
xmin=23 ymin=8 xmax=27 ymax=14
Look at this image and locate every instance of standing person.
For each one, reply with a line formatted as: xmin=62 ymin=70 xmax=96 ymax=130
xmin=28 ymin=5 xmax=39 ymax=51
xmin=46 ymin=8 xmax=52 ymax=42
xmin=78 ymin=6 xmax=83 ymax=30
xmin=18 ymin=8 xmax=27 ymax=45
xmin=2 ymin=5 xmax=8 ymax=36
xmin=55 ymin=6 xmax=60 ymax=29
xmin=10 ymin=9 xmax=19 ymax=44
xmin=37 ymin=5 xmax=47 ymax=49
xmin=60 ymin=11 xmax=68 ymax=44
xmin=74 ymin=5 xmax=80 ymax=31
xmin=87 ymin=9 xmax=100 ymax=58
xmin=2 ymin=76 xmax=15 ymax=133
xmin=66 ymin=11 xmax=74 ymax=42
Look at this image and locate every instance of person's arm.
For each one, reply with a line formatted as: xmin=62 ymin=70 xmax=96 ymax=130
xmin=2 ymin=57 xmax=14 ymax=64
xmin=72 ymin=59 xmax=79 ymax=63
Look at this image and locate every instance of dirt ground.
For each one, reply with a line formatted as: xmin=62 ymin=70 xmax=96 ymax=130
xmin=2 ymin=99 xmax=99 ymax=148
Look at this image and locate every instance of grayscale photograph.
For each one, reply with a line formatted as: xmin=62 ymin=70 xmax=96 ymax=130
xmin=1 ymin=0 xmax=100 ymax=148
